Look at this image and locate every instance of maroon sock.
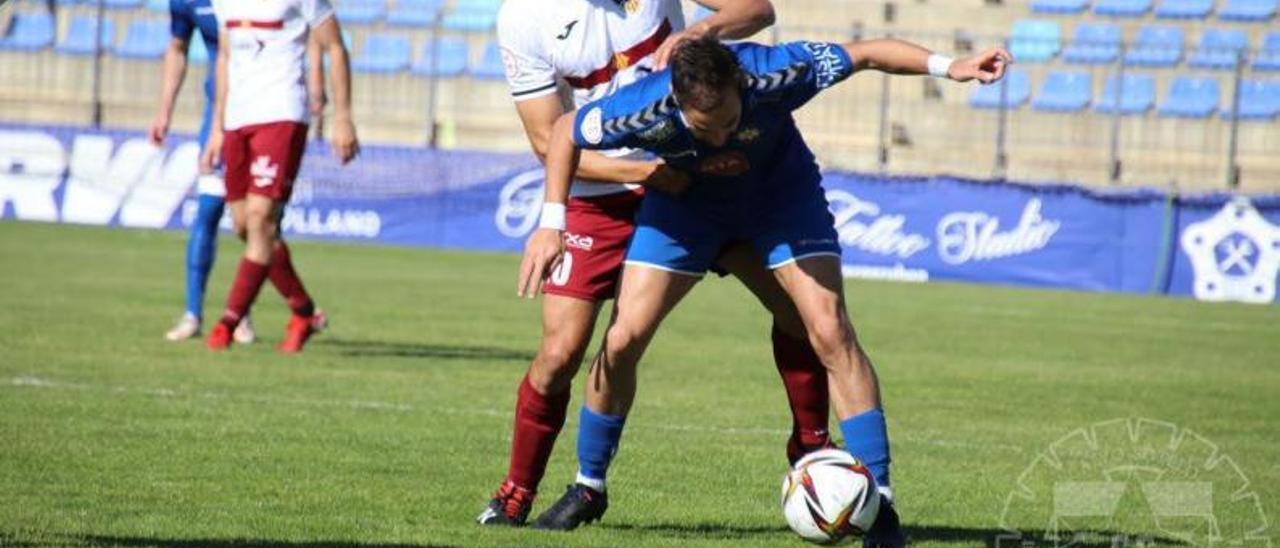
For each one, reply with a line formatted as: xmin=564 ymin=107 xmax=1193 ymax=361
xmin=771 ymin=323 xmax=832 ymax=447
xmin=505 ymin=375 xmax=571 ymax=492
xmin=267 ymin=241 xmax=314 ymax=317
xmin=219 ymin=258 xmax=270 ymax=329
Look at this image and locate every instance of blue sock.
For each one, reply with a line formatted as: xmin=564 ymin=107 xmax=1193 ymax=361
xmin=184 ymin=194 xmax=225 ymax=319
xmin=576 ymin=406 xmax=627 ymax=486
xmin=839 ymin=408 xmax=892 ymax=489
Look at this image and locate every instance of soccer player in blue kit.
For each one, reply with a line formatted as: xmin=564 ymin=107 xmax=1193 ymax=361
xmin=151 ymin=0 xmax=255 ymax=343
xmin=519 ymin=36 xmax=1010 ymax=544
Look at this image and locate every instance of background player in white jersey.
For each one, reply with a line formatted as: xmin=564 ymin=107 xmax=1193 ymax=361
xmin=200 ymin=0 xmax=358 ymax=352
xmin=479 ymin=0 xmax=836 ymax=527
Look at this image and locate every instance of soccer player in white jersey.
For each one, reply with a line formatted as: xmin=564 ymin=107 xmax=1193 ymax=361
xmin=479 ymin=0 xmax=837 ymax=527
xmin=200 ymin=0 xmax=358 ymax=352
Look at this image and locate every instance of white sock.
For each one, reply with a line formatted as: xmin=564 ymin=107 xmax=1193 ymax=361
xmin=575 ymin=472 xmax=606 ymax=492
xmin=878 ymin=485 xmax=895 ymax=503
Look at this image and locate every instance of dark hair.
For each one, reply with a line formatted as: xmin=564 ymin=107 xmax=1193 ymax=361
xmin=670 ymin=36 xmax=742 ymax=111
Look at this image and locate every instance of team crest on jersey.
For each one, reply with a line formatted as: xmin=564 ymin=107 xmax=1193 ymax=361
xmin=624 ymin=0 xmax=641 ymax=14
xmin=735 ymin=127 xmax=761 ymax=144
xmin=581 ymin=107 xmax=604 ymax=145
xmin=637 ymin=120 xmax=675 ymax=143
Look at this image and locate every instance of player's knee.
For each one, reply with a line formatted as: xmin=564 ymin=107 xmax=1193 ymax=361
xmin=604 ymin=321 xmax=653 ymax=362
xmin=531 ymin=342 xmax=585 ymax=392
xmin=806 ymin=315 xmax=855 ymax=361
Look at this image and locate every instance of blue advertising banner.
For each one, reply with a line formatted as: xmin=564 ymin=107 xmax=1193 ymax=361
xmin=2 ymin=122 xmax=1278 ymax=303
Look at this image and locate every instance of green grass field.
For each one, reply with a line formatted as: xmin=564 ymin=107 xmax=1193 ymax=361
xmin=1 ymin=221 xmax=1276 ymax=547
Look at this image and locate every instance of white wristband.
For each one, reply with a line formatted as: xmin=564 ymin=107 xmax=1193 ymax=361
xmin=539 ymin=202 xmax=566 ymax=231
xmin=927 ymin=54 xmax=954 ymax=79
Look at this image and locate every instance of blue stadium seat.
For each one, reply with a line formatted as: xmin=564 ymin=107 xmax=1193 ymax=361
xmin=387 ymin=0 xmax=442 ymax=26
xmin=146 ymin=0 xmax=168 ymax=11
xmin=104 ymin=0 xmax=143 ymax=8
xmin=0 ymin=12 xmax=54 ymax=51
xmin=1218 ymin=0 xmax=1277 ymax=20
xmin=1093 ymin=0 xmax=1152 ymax=16
xmin=1063 ymin=22 xmax=1122 ymax=64
xmin=55 ymin=16 xmax=115 ymax=55
xmin=411 ymin=37 xmax=467 ymax=76
xmin=352 ymin=33 xmax=411 ymax=73
xmin=1158 ymin=76 xmax=1220 ymax=118
xmin=1222 ymin=79 xmax=1280 ymax=119
xmin=442 ymin=0 xmax=501 ymax=31
xmin=1031 ymin=0 xmax=1089 ymax=13
xmin=1124 ymin=25 xmax=1184 ymax=66
xmin=969 ymin=70 xmax=1031 ymax=109
xmin=114 ymin=19 xmax=168 ymax=59
xmin=1096 ymin=73 xmax=1156 ymax=114
xmin=1154 ymin=0 xmax=1214 ymax=18
xmin=1009 ymin=20 xmax=1061 ymax=62
xmin=1032 ymin=70 xmax=1093 ymax=112
xmin=336 ymin=0 xmax=386 ymax=24
xmin=471 ymin=41 xmax=505 ymax=79
xmin=1254 ymin=32 xmax=1280 ymax=71
xmin=1188 ymin=28 xmax=1248 ymax=69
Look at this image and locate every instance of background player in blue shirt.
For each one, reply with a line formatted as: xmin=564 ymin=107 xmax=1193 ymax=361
xmin=520 ymin=36 xmax=1010 ymax=541
xmin=151 ymin=0 xmax=324 ymax=342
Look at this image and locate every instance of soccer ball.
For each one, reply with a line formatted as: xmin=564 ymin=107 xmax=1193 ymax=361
xmin=781 ymin=449 xmax=881 ymax=545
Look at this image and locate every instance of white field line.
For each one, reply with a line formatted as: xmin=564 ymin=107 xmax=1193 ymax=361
xmin=7 ymin=375 xmax=1022 ymax=452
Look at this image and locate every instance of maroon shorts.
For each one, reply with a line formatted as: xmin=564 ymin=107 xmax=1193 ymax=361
xmin=223 ymin=121 xmax=309 ymax=202
xmin=543 ymin=189 xmax=644 ymax=302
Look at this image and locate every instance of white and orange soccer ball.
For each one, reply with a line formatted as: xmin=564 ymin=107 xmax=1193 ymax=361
xmin=781 ymin=449 xmax=881 ymax=545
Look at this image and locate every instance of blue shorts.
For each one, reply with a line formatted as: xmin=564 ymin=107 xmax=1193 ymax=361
xmin=625 ymin=184 xmax=841 ymax=276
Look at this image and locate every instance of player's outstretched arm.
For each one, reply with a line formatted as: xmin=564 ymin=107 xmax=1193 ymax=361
xmin=516 ymin=112 xmax=579 ymax=299
xmin=513 ymin=95 xmax=689 ymax=195
xmin=200 ymin=31 xmax=229 ymax=173
xmin=312 ymin=17 xmax=359 ymax=164
xmin=844 ymin=39 xmax=1012 ymax=84
xmin=150 ymin=37 xmax=190 ymax=145
xmin=654 ymin=0 xmax=776 ymax=68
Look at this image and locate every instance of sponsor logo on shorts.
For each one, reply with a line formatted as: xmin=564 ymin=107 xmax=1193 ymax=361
xmin=250 ymin=155 xmax=278 ymax=188
xmin=565 ymin=232 xmax=594 ymax=251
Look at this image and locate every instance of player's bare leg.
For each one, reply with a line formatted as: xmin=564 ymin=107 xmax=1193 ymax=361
xmin=479 ymin=294 xmax=602 ymax=526
xmin=772 ymin=255 xmax=904 ymax=548
xmin=717 ymin=244 xmax=834 ymax=463
xmin=532 ymin=265 xmax=698 ymax=530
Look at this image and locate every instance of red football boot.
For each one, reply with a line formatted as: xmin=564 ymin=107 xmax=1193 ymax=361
xmin=279 ymin=309 xmax=326 ymax=353
xmin=207 ymin=322 xmax=233 ymax=351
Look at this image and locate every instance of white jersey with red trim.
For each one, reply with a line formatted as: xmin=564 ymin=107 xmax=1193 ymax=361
xmin=497 ymin=0 xmax=685 ymax=197
xmin=212 ymin=0 xmax=334 ymax=131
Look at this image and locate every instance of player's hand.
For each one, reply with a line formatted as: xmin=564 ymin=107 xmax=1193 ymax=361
xmin=148 ymin=113 xmax=170 ymax=146
xmin=517 ymin=228 xmax=565 ymax=299
xmin=642 ymin=162 xmax=691 ymax=195
xmin=948 ymin=48 xmax=1013 ymax=84
xmin=331 ymin=117 xmax=359 ymax=165
xmin=652 ymin=22 xmax=713 ymax=70
xmin=199 ymin=128 xmax=223 ymax=174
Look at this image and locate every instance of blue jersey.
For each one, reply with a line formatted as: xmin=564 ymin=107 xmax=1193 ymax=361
xmin=570 ymin=41 xmax=855 ymax=216
xmin=170 ymin=0 xmax=220 ymax=100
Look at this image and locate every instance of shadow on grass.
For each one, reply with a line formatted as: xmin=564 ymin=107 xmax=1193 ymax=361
xmin=315 ymin=338 xmax=533 ymax=362
xmin=911 ymin=525 xmax=1190 ymax=547
xmin=64 ymin=535 xmax=457 ymax=548
xmin=600 ymin=523 xmax=1191 ymax=545
xmin=602 ymin=522 xmax=790 ymax=539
